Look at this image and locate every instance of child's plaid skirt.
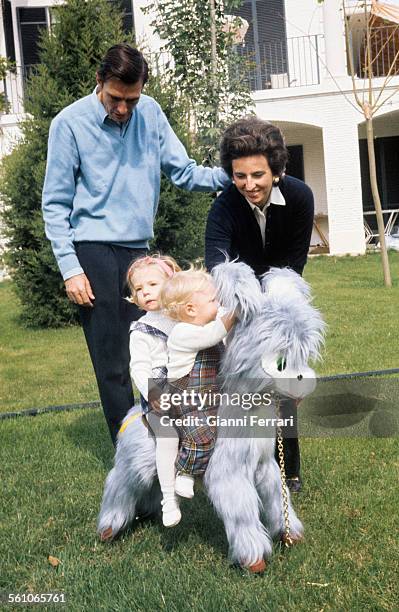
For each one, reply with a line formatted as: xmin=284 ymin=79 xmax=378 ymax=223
xmin=169 ymin=342 xmax=225 ymax=475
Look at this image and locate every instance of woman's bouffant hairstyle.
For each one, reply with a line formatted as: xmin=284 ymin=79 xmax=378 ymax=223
xmin=220 ymin=116 xmax=288 ymax=178
xmin=160 ymin=268 xmax=213 ymax=321
xmin=97 ymin=43 xmax=149 ymax=85
xmin=126 ymin=254 xmax=181 ymax=305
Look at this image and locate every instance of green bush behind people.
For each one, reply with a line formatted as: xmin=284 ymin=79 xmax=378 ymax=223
xmin=0 ymin=0 xmax=213 ymax=328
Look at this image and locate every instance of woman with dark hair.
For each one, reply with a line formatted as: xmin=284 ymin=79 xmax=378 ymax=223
xmin=205 ymin=116 xmax=314 ymax=277
xmin=205 ymin=116 xmax=315 ymax=491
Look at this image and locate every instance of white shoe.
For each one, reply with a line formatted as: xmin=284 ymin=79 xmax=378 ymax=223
xmin=161 ymin=496 xmax=181 ymax=527
xmin=175 ymin=474 xmax=195 ymax=499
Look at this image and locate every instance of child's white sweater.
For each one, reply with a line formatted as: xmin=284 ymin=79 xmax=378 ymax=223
xmin=129 ymin=311 xmax=176 ymax=400
xmin=167 ymin=317 xmax=227 ymax=380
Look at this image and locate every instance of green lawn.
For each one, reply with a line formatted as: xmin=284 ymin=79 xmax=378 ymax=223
xmin=1 ymin=252 xmax=398 ymax=415
xmin=1 ymin=252 xmax=398 ymax=611
xmin=1 ymin=413 xmax=397 ymax=611
xmin=0 ymin=283 xmax=99 ymax=414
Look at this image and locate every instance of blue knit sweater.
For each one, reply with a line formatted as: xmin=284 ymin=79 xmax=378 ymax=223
xmin=42 ymin=89 xmax=230 ymax=279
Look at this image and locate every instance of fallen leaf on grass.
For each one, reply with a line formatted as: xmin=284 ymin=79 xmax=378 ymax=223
xmin=344 ymin=507 xmax=361 ymax=519
xmin=48 ymin=555 xmax=61 ymax=567
xmin=306 ymin=582 xmax=330 ymax=587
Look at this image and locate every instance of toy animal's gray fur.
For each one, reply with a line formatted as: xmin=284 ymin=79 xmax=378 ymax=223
xmin=260 ymin=266 xmax=313 ymax=301
xmin=212 ymin=259 xmax=263 ymax=324
xmin=97 ymin=413 xmax=161 ymax=534
xmin=97 ymin=261 xmax=325 ymax=567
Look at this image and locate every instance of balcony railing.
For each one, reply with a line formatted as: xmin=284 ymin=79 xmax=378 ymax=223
xmin=352 ymin=25 xmax=399 ymax=78
xmin=239 ymin=35 xmax=321 ymax=91
xmin=0 ymin=36 xmax=322 ymax=118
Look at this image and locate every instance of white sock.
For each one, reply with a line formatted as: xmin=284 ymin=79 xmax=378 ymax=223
xmin=175 ymin=473 xmax=195 ymax=498
xmin=146 ymin=413 xmax=179 ymax=499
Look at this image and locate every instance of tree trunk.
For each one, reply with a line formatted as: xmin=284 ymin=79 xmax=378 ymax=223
xmin=366 ymin=117 xmax=392 ymax=288
xmin=209 ymin=0 xmax=218 ymax=123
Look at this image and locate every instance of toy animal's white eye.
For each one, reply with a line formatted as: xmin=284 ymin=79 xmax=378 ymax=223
xmin=277 ymin=357 xmax=287 ymax=372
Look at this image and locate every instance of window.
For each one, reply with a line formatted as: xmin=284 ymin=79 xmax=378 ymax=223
xmin=17 ymin=7 xmax=48 ymax=71
xmin=234 ymin=0 xmax=288 ymax=90
xmin=3 ymin=0 xmax=16 ymax=62
xmin=17 ymin=1 xmax=135 ymax=73
xmin=109 ymin=0 xmax=135 ymax=34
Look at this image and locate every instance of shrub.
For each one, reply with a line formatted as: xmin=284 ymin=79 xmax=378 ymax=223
xmin=1 ymin=0 xmax=212 ymax=327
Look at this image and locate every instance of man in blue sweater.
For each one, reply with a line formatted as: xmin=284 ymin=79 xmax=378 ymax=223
xmin=42 ymin=44 xmax=229 ymax=444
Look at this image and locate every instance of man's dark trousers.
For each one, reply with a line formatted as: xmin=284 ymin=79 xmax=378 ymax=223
xmin=75 ymin=243 xmax=146 ymax=445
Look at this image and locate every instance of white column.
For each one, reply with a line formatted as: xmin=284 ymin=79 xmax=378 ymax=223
xmin=322 ymin=0 xmax=347 ymax=78
xmin=10 ymin=1 xmax=22 ymax=68
xmin=322 ymin=122 xmax=366 ymax=255
xmin=0 ymin=6 xmax=6 ymax=57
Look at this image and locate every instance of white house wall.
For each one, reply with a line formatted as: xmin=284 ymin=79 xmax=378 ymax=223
xmin=271 ymin=121 xmax=328 ymax=216
xmin=3 ymin=0 xmax=399 ymax=259
xmin=255 ymin=88 xmax=369 ymax=256
xmin=285 ymin=0 xmax=323 ymax=39
xmin=358 ymin=110 xmax=399 ymax=139
xmin=133 ymin=0 xmax=163 ymax=53
xmin=289 ymin=127 xmax=327 ymax=217
xmin=0 ymin=121 xmax=22 ymax=157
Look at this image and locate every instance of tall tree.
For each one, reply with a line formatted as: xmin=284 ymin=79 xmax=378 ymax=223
xmin=145 ymin=0 xmax=253 ymax=162
xmin=343 ymin=0 xmax=398 ymax=287
xmin=316 ymin=0 xmax=397 ymax=286
xmin=0 ymin=56 xmax=15 ymax=112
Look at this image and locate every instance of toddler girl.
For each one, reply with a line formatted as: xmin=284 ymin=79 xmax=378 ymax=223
xmin=127 ymin=254 xmax=183 ymax=528
xmin=160 ymin=269 xmax=235 ymax=511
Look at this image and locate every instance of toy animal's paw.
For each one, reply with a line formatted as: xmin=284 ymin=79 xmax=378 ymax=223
xmin=99 ymin=526 xmax=114 ymax=542
xmin=281 ymin=532 xmax=304 ymax=547
xmin=246 ymin=559 xmax=267 ymax=574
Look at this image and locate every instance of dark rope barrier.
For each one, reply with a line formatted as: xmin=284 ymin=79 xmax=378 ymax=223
xmin=0 ymin=401 xmax=101 ymax=421
xmin=1 ymin=367 xmax=398 ymax=421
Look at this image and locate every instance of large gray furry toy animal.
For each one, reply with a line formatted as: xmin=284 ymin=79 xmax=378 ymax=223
xmin=97 ymin=261 xmax=325 ymax=572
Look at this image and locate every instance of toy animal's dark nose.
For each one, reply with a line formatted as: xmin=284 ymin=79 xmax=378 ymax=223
xmin=297 ymin=374 xmax=303 ymax=381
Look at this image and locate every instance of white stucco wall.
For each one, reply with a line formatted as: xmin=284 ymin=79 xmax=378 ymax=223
xmin=254 ymin=87 xmax=386 ymax=255
xmin=358 ymin=110 xmax=399 ymax=139
xmin=2 ymin=0 xmax=399 ymax=260
xmin=133 ymin=0 xmax=162 ymax=53
xmin=277 ymin=122 xmax=328 ymax=216
xmin=285 ymin=0 xmax=323 ymax=39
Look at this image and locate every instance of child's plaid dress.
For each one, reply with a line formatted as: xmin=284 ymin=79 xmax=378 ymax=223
xmin=129 ymin=321 xmax=224 ymax=475
xmin=168 ymin=341 xmax=225 ymax=475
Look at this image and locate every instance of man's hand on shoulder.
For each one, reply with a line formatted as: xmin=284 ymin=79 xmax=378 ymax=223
xmin=65 ymin=273 xmax=95 ymax=307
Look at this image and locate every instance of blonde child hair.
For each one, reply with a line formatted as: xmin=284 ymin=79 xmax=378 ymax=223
xmin=126 ymin=253 xmax=181 ymax=305
xmin=160 ymin=267 xmax=213 ymax=320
